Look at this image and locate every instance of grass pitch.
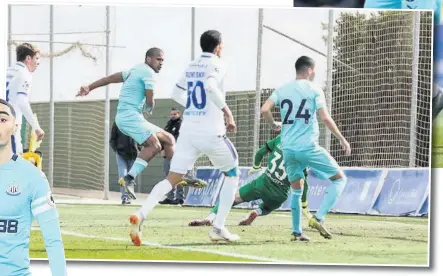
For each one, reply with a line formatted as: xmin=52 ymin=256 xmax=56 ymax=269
xmin=30 ymin=203 xmax=428 ymax=266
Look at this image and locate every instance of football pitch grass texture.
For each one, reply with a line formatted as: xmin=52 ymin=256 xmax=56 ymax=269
xmin=30 ymin=204 xmax=428 ymax=266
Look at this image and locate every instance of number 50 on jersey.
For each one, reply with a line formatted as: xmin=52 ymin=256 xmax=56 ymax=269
xmin=185 ymin=80 xmax=207 ymax=116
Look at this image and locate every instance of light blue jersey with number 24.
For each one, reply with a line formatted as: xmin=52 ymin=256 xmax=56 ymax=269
xmin=269 ymin=79 xmax=327 ymax=151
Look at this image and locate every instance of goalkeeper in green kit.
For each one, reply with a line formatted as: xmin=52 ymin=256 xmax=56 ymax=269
xmin=189 ymin=134 xmax=312 ymax=227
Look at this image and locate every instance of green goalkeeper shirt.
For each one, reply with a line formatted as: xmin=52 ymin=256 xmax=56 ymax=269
xmin=253 ymin=135 xmax=291 ymax=189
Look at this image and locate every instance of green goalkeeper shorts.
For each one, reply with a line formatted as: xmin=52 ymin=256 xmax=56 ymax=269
xmin=238 ymin=175 xmax=289 ymax=213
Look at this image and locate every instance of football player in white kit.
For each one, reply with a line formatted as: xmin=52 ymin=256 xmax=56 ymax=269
xmin=128 ymin=30 xmax=241 ymax=245
xmin=5 ymin=43 xmax=44 ymax=154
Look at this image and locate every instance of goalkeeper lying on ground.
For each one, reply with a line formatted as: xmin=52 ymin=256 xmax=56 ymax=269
xmin=189 ymin=134 xmax=312 ymax=227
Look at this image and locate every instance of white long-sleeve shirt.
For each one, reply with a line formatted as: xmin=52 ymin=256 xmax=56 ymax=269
xmin=5 ymin=62 xmax=40 ymax=130
xmin=172 ymin=52 xmax=228 ymax=137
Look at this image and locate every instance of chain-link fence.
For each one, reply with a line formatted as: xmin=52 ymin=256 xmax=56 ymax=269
xmin=10 ymin=6 xmax=432 ymax=199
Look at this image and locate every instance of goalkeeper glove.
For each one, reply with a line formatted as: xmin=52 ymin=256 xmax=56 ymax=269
xmin=248 ymin=165 xmax=262 ymax=175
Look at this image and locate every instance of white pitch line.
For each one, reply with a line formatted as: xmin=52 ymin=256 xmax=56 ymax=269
xmin=31 ymin=228 xmax=297 ymax=264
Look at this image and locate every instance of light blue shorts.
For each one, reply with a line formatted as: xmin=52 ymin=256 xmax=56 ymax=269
xmin=115 ymin=109 xmax=162 ymax=145
xmin=282 ymin=146 xmax=340 ymax=182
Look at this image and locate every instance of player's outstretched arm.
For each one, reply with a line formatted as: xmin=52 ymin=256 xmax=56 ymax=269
xmin=249 ymin=136 xmax=278 ymax=175
xmin=31 ymin=172 xmax=67 ymax=276
xmin=77 ymin=72 xmax=124 ymax=97
xmin=318 ymin=107 xmax=351 ymax=155
xmin=260 ymin=99 xmax=281 ymax=132
xmin=248 ymin=144 xmax=270 ymax=175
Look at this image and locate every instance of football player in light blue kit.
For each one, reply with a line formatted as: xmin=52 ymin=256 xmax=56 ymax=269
xmin=0 ymin=99 xmax=67 ymax=275
xmin=261 ymin=56 xmax=351 ymax=241
xmin=77 ymin=48 xmax=205 ymax=200
xmin=364 ymin=0 xmax=441 ymax=24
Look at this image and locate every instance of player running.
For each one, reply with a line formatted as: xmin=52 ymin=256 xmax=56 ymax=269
xmin=128 ymin=30 xmax=241 ymax=245
xmin=188 ymin=134 xmax=312 ymax=227
xmin=77 ymin=47 xmax=206 ymax=199
xmin=5 ymin=43 xmax=45 ymax=155
xmin=0 ymin=99 xmax=67 ymax=276
xmin=261 ymin=56 xmax=351 ymax=241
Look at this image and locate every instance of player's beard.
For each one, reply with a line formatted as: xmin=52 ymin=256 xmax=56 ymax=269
xmin=0 ymin=138 xmax=12 ymax=164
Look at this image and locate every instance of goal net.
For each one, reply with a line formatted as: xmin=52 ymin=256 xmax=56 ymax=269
xmin=12 ymin=7 xmax=431 ymax=203
xmin=24 ymin=101 xmax=106 ymax=193
xmin=11 ymin=4 xmax=109 ymax=197
xmin=326 ymin=10 xmax=432 ymax=168
xmin=196 ymin=10 xmax=432 ymax=169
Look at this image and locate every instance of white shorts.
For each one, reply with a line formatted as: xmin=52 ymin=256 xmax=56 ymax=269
xmin=169 ymin=133 xmax=239 ymax=174
xmin=12 ymin=128 xmax=23 ymax=155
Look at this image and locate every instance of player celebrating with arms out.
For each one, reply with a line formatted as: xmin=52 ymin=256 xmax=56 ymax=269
xmin=77 ymin=48 xmax=205 ymax=199
xmin=128 ymin=30 xmax=241 ymax=245
xmin=189 ymin=134 xmax=312 ymax=227
xmin=5 ymin=43 xmax=45 ymax=155
xmin=261 ymin=56 xmax=351 ymax=241
xmin=0 ymin=99 xmax=67 ymax=275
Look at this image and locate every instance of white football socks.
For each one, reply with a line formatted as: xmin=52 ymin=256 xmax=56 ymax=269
xmin=213 ymin=176 xmax=239 ymax=230
xmin=139 ymin=179 xmax=173 ymax=219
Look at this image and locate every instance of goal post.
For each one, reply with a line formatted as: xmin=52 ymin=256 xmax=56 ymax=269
xmin=219 ymin=9 xmax=432 ymax=169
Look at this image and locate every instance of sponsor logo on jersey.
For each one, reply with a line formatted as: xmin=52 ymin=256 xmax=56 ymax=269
xmin=23 ymin=81 xmax=30 ymax=90
xmin=6 ymin=182 xmax=21 ymax=196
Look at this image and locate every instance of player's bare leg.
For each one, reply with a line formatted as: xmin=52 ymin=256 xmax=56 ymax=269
xmin=129 ymin=171 xmax=184 ymax=246
xmin=119 ymin=134 xmax=162 ymax=200
xmin=120 ymin=131 xmax=207 ymax=200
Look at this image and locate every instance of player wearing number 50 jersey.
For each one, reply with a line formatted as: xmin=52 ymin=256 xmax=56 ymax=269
xmin=5 ymin=43 xmax=45 ymax=155
xmin=129 ymin=30 xmax=241 ymax=245
xmin=189 ymin=135 xmax=312 ymax=228
xmin=261 ymin=56 xmax=351 ymax=241
xmin=0 ymin=100 xmax=67 ymax=276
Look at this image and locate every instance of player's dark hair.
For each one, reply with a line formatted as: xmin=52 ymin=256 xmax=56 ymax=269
xmin=200 ymin=30 xmax=222 ymax=53
xmin=145 ymin=47 xmax=163 ymax=59
xmin=0 ymin=99 xmax=16 ymax=118
xmin=170 ymin=107 xmax=179 ymax=112
xmin=295 ymin=56 xmax=315 ymax=74
xmin=16 ymin=43 xmax=39 ymax=62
